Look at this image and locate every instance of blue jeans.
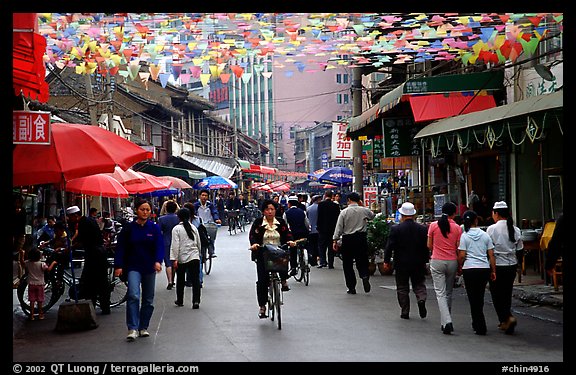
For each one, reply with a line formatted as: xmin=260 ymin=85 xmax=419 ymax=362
xmin=126 ymin=270 xmax=156 ymax=331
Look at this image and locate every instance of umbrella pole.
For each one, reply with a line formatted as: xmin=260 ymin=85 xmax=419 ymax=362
xmin=60 ymin=183 xmax=79 ymax=303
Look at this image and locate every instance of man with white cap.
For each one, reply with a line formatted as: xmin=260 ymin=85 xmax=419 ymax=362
xmin=66 ymin=205 xmax=111 ymax=314
xmin=384 ymin=202 xmax=429 ymax=319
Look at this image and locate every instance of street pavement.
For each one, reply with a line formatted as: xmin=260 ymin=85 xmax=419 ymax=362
xmin=13 ymin=225 xmax=564 ymax=367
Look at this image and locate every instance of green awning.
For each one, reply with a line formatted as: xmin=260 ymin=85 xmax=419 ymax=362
xmin=137 ymin=164 xmax=206 ymax=180
xmin=236 ymin=159 xmax=251 ymax=169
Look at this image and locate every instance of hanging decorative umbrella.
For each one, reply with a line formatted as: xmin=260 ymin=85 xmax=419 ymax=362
xmin=193 ymin=175 xmax=238 ymax=190
xmin=65 ymin=173 xmax=130 ymax=198
xmin=123 ymin=172 xmax=173 ymax=194
xmin=157 ymin=176 xmax=193 ymax=189
xmin=308 ymin=167 xmax=353 ymax=187
xmin=13 ymin=122 xmax=151 ymax=187
xmin=106 ymin=166 xmax=146 ymax=185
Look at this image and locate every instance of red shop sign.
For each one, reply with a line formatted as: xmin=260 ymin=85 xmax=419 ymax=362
xmin=13 ymin=110 xmax=51 ymax=145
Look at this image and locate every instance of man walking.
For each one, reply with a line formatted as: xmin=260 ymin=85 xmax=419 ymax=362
xmin=66 ymin=205 xmax=111 ymax=314
xmin=283 ymin=196 xmax=310 ymax=276
xmin=306 ymin=195 xmax=322 ymax=266
xmin=193 ymin=189 xmax=221 ymax=258
xmin=316 ymin=191 xmax=340 ymax=268
xmin=383 ymin=202 xmax=429 ymax=320
xmin=332 ymin=192 xmax=375 ymax=294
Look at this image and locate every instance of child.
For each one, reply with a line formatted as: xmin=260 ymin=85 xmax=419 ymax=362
xmin=25 ymin=248 xmax=56 ymax=320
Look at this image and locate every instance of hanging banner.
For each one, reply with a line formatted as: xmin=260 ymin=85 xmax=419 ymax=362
xmin=13 ymin=110 xmax=51 ymax=145
xmin=332 ymin=121 xmax=352 ymax=160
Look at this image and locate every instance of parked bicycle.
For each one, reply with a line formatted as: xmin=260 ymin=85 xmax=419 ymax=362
xmin=292 ymin=238 xmax=310 ymax=286
xmin=17 ymin=247 xmax=127 ymax=316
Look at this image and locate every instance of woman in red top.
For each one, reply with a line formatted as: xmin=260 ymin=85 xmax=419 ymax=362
xmin=427 ymin=202 xmax=462 ymax=334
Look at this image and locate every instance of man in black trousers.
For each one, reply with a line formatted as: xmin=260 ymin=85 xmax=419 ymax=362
xmin=383 ymin=202 xmax=429 ymax=320
xmin=316 ymin=191 xmax=340 ymax=268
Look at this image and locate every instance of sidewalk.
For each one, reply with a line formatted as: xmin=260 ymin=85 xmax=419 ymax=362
xmin=512 ymin=269 xmax=563 ymax=309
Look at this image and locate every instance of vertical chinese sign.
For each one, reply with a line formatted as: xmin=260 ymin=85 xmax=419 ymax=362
xmin=13 ymin=111 xmax=51 ymax=145
xmin=331 ymin=121 xmax=352 ymax=160
xmin=381 ymin=118 xmax=420 ymax=157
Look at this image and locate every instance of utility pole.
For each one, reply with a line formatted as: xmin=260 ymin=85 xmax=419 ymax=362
xmin=84 ymin=73 xmax=98 ymax=126
xmin=352 ymin=67 xmax=364 ymax=195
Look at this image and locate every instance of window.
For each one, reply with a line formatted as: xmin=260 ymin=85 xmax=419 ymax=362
xmin=337 ymin=94 xmax=342 ymax=104
xmin=342 ymin=74 xmax=349 ymax=84
xmin=343 ymin=94 xmax=349 ymax=104
xmin=336 ymin=74 xmax=341 ymax=84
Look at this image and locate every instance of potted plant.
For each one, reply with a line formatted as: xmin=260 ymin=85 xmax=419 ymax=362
xmin=367 ymin=212 xmax=393 ymax=275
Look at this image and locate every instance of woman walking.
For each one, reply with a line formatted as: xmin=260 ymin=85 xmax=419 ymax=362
xmin=486 ymin=201 xmax=523 ymax=334
xmin=114 ymin=199 xmax=164 ymax=341
xmin=427 ymin=202 xmax=462 ymax=334
xmin=458 ymin=210 xmax=496 ymax=335
xmin=171 ymin=207 xmax=202 ymax=309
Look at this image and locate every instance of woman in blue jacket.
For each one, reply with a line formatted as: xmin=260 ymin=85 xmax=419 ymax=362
xmin=114 ymin=199 xmax=164 ymax=342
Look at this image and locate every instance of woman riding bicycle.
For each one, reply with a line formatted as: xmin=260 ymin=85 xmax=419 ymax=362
xmin=248 ymin=199 xmax=296 ymax=318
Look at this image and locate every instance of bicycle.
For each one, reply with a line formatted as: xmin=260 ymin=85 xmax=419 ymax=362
xmin=258 ymin=243 xmax=290 ymax=330
xmin=226 ymin=209 xmax=241 ymax=235
xmin=292 ymin=239 xmax=310 ymax=286
xmin=17 ymin=247 xmax=127 ymax=316
xmin=201 ymin=222 xmax=219 ymax=275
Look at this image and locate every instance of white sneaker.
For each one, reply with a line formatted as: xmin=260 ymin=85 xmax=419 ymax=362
xmin=126 ymin=330 xmax=138 ymax=341
xmin=138 ymin=329 xmax=150 ymax=337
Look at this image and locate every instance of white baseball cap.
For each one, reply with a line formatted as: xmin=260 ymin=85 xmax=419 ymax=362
xmin=398 ymin=202 xmax=416 ymax=216
xmin=66 ymin=205 xmax=81 ymax=215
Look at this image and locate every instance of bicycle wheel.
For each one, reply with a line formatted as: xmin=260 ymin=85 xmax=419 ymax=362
xmin=303 ymin=254 xmax=310 ymax=286
xmin=267 ymin=279 xmax=275 ymax=321
xmin=204 ymin=253 xmax=213 ymax=275
xmin=274 ymin=278 xmax=282 ymax=330
xmin=17 ymin=275 xmax=61 ymax=316
xmin=294 ymin=250 xmax=304 ymax=282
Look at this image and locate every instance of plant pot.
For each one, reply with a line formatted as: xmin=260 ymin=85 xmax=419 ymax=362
xmin=368 ymin=262 xmax=377 ymax=276
xmin=378 ymin=262 xmax=393 ymax=275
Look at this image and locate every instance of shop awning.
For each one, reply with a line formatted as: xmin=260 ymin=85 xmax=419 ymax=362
xmin=178 ymin=153 xmax=238 ymax=179
xmin=348 ymin=70 xmax=505 ymax=136
xmin=408 ymin=92 xmax=496 ymax=123
xmin=137 ymin=163 xmax=206 ymax=180
xmin=414 ymin=90 xmax=563 ymax=139
xmin=236 ymin=159 xmax=251 ymax=169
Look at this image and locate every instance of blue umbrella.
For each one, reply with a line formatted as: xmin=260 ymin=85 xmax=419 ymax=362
xmin=308 ymin=167 xmax=353 ymax=187
xmin=193 ymin=176 xmax=238 ymax=190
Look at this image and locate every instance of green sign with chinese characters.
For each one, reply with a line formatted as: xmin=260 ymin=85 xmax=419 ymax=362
xmin=382 ymin=118 xmax=421 ymax=157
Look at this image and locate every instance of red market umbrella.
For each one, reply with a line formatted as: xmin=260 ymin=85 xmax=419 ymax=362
xmin=13 ymin=122 xmax=151 ymax=187
xmin=267 ymin=181 xmax=291 ymax=192
xmin=65 ymin=173 xmax=130 ymax=198
xmin=107 ymin=166 xmax=146 ymax=185
xmin=157 ymin=175 xmax=193 ymax=189
xmin=123 ymin=172 xmax=172 ymax=194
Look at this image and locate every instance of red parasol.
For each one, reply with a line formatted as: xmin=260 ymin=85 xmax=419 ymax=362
xmin=13 ymin=123 xmax=151 ymax=186
xmin=123 ymin=172 xmax=173 ymax=194
xmin=107 ymin=166 xmax=146 ymax=185
xmin=157 ymin=175 xmax=193 ymax=189
xmin=65 ymin=173 xmax=130 ymax=198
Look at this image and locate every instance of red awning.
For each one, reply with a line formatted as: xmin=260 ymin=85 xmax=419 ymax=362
xmin=13 ymin=13 xmax=49 ymax=102
xmin=408 ymin=92 xmax=496 ymax=123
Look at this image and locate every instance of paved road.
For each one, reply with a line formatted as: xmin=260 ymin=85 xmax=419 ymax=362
xmin=13 ymin=225 xmax=563 ymax=366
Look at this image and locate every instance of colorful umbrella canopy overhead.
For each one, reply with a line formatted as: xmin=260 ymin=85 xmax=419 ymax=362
xmin=65 ymin=173 xmax=130 ymax=198
xmin=193 ymin=176 xmax=238 ymax=190
xmin=251 ymin=182 xmax=273 ymax=192
xmin=266 ymin=180 xmax=291 ymax=192
xmin=309 ymin=167 xmax=353 ymax=187
xmin=13 ymin=122 xmax=151 ymax=187
xmin=123 ymin=172 xmax=172 ymax=194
